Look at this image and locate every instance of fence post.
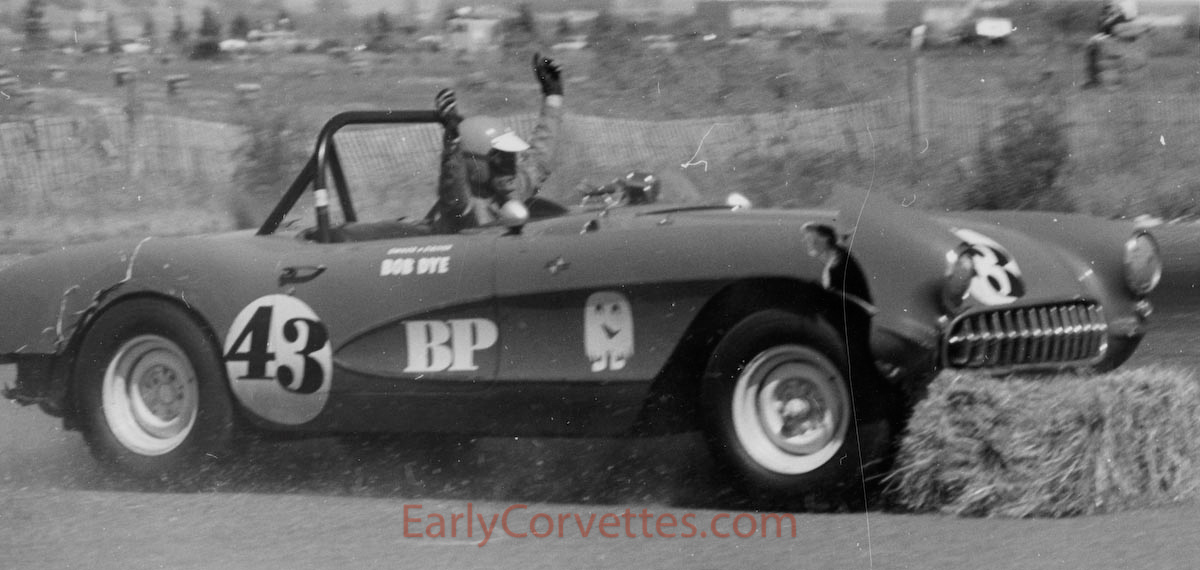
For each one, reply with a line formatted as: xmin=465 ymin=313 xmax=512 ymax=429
xmin=114 ymin=66 xmax=143 ymax=178
xmin=907 ymin=25 xmax=928 ymax=185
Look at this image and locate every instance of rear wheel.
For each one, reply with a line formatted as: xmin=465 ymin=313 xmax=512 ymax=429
xmin=702 ymin=310 xmax=891 ymax=507
xmin=75 ymin=299 xmax=236 ymax=479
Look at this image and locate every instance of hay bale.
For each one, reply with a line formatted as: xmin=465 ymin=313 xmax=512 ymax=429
xmin=888 ymin=366 xmax=1200 ymax=517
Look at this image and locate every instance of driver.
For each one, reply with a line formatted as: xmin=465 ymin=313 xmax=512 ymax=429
xmin=430 ymin=53 xmax=563 ymax=233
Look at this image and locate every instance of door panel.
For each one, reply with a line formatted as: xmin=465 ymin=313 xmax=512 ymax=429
xmin=494 ymin=217 xmax=720 ymax=384
xmin=277 ymin=231 xmax=500 ymax=394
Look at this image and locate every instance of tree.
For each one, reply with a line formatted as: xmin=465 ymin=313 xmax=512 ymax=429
xmin=590 ymin=8 xmax=626 ymax=53
xmin=198 ymin=7 xmax=221 ymax=39
xmin=142 ymin=14 xmax=157 ymax=44
xmin=374 ymin=10 xmax=393 ymax=36
xmin=1045 ymin=1 xmax=1099 ymax=41
xmin=230 ymin=13 xmax=251 ymax=39
xmin=514 ymin=3 xmax=537 ymax=36
xmin=502 ymin=3 xmax=538 ymax=48
xmin=191 ymin=7 xmax=222 ymax=59
xmin=590 ymin=8 xmax=631 ymax=65
xmin=106 ymin=12 xmax=121 ymax=53
xmin=22 ymin=0 xmax=49 ymax=50
xmin=169 ymin=13 xmax=189 ymax=47
xmin=967 ymin=99 xmax=1074 ymax=212
xmin=366 ymin=10 xmax=397 ymax=51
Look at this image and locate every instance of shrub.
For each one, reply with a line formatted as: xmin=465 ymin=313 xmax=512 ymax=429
xmin=189 ymin=39 xmax=222 ymax=60
xmin=1183 ymin=11 xmax=1200 ymax=43
xmin=1145 ymin=178 xmax=1200 ymax=220
xmin=1043 ymin=0 xmax=1102 ymax=39
xmin=727 ymin=147 xmax=859 ymax=208
xmin=230 ymin=109 xmax=310 ymax=229
xmin=963 ymin=98 xmax=1074 ymax=212
xmin=888 ymin=367 xmax=1200 ymax=517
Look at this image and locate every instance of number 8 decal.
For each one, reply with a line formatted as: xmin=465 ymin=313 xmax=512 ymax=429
xmin=953 ymin=228 xmax=1025 ymax=306
xmin=225 ymin=295 xmax=333 ymax=425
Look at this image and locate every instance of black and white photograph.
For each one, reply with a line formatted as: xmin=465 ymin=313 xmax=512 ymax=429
xmin=1 ymin=0 xmax=1198 ymax=568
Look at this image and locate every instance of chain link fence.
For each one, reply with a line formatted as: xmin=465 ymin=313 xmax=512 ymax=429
xmin=1 ymin=93 xmax=1197 ymax=217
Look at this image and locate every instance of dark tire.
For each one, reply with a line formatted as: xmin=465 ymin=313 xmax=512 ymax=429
xmin=74 ymin=299 xmax=237 ymax=479
xmin=701 ymin=309 xmax=892 ymax=507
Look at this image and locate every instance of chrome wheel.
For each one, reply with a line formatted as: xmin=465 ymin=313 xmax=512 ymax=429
xmin=731 ymin=345 xmax=850 ymax=475
xmin=101 ymin=334 xmax=199 ymax=456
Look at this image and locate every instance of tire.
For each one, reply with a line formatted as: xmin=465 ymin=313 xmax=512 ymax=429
xmin=701 ymin=309 xmax=892 ymax=506
xmin=74 ymin=298 xmax=237 ymax=479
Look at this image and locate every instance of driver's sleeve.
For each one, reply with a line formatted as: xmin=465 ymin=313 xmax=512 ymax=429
xmin=513 ymin=95 xmax=563 ymax=202
xmin=432 ymin=129 xmax=475 ymax=234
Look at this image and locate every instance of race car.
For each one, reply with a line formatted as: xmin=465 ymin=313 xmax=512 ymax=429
xmin=0 ymin=110 xmax=1162 ymax=502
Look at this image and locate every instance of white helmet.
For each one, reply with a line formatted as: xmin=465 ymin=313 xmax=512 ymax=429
xmin=460 ymin=116 xmax=529 ymax=156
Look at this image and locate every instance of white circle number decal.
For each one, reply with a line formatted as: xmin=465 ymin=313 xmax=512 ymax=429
xmin=224 ymin=295 xmax=332 ymax=425
xmin=953 ymin=228 xmax=1025 ymax=306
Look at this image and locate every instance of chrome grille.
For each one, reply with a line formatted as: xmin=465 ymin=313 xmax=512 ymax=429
xmin=945 ymin=302 xmax=1107 ymax=369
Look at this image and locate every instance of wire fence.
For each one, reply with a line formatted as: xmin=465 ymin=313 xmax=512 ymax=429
xmin=1 ymin=93 xmax=1197 ymax=217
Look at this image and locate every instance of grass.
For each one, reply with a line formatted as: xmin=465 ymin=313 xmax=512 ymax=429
xmin=888 ymin=367 xmax=1200 ymax=517
xmin=0 ymin=32 xmax=1196 ymax=237
xmin=4 ymin=34 xmax=1197 ymax=123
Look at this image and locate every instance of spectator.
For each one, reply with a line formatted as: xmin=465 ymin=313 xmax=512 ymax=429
xmin=1085 ymin=0 xmax=1140 ymax=88
xmin=802 ymin=223 xmax=872 ymax=304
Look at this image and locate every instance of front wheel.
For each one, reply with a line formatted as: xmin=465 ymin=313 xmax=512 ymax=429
xmin=74 ymin=299 xmax=237 ymax=479
xmin=702 ymin=310 xmax=891 ymax=506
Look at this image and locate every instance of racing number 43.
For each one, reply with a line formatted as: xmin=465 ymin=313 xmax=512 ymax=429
xmin=224 ymin=304 xmax=329 ymax=395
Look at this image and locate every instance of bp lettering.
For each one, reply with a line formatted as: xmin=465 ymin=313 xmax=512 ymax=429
xmin=404 ymin=318 xmax=498 ymax=373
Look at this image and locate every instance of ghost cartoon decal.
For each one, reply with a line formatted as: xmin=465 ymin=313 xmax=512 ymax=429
xmin=953 ymin=228 xmax=1026 ymax=305
xmin=585 ymin=291 xmax=635 ymax=372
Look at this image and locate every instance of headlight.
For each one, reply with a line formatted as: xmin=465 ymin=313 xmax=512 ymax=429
xmin=1124 ymin=231 xmax=1162 ymax=295
xmin=942 ymin=247 xmax=975 ymax=312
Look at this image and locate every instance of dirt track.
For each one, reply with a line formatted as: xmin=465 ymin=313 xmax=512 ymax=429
xmin=2 ymin=224 xmax=1200 ymax=569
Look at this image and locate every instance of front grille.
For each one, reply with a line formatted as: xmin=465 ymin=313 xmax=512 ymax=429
xmin=945 ymin=302 xmax=1107 ymax=369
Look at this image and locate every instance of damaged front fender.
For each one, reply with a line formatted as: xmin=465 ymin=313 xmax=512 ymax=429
xmin=0 ymin=237 xmax=153 ymax=360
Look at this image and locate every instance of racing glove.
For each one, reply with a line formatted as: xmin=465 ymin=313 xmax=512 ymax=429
xmin=532 ymin=53 xmax=563 ymax=97
xmin=435 ymin=88 xmax=463 ymax=135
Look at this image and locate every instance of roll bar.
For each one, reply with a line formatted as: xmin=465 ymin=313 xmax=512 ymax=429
xmin=256 ymin=110 xmax=441 ymax=239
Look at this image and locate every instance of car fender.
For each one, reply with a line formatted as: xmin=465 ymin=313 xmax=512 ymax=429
xmin=835 ymin=196 xmax=957 ymax=358
xmin=0 ymin=234 xmax=289 ymax=361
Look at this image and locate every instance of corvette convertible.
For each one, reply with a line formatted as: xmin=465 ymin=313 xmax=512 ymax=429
xmin=0 ymin=110 xmax=1161 ymax=502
